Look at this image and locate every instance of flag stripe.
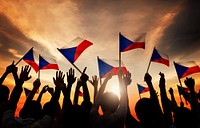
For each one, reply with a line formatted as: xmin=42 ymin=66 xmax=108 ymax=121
xmin=181 ymin=66 xmax=200 ymax=78
xmin=39 ymin=55 xmax=59 ymax=70
xmin=123 ymin=42 xmax=145 ymax=52
xmin=102 ymin=67 xmax=128 ymax=78
xmin=22 ymin=48 xmax=39 ymax=73
xmin=137 ymin=83 xmax=149 ymax=94
xmin=141 ymin=88 xmax=149 ymax=93
xmin=120 ymin=33 xmax=145 ymax=52
xmin=150 ymin=48 xmax=169 ymax=67
xmin=98 ymin=57 xmax=127 ymax=78
xmin=23 ymin=60 xmax=39 ymax=73
xmin=74 ymin=40 xmax=93 ymax=62
xmin=174 ymin=62 xmax=200 ymax=78
xmin=151 ymin=58 xmax=169 ymax=67
xmin=40 ymin=64 xmax=59 ymax=70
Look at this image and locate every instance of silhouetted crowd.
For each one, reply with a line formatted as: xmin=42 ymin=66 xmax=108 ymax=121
xmin=1 ymin=62 xmax=200 ymax=128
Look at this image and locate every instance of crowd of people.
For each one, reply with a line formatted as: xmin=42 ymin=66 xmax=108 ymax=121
xmin=0 ymin=61 xmax=200 ymax=128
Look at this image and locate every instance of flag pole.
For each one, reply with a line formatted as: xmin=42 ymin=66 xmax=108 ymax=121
xmin=15 ymin=47 xmax=34 ymax=66
xmin=38 ymin=70 xmax=40 ymax=79
xmin=97 ymin=56 xmax=103 ymax=86
xmin=173 ymin=61 xmax=184 ymax=105
xmin=146 ymin=60 xmax=151 ymax=73
xmin=146 ymin=47 xmax=154 ymax=73
xmin=71 ymin=63 xmax=82 ymax=74
xmin=119 ymin=32 xmax=122 ymax=68
xmin=57 ymin=48 xmax=82 ymax=74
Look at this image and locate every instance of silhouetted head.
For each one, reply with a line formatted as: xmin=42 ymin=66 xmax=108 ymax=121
xmin=173 ymin=107 xmax=196 ymax=128
xmin=42 ymin=101 xmax=61 ymax=118
xmin=135 ymin=98 xmax=162 ymax=128
xmin=100 ymin=92 xmax=119 ymax=113
xmin=20 ymin=100 xmax=42 ymax=120
xmin=0 ymin=85 xmax=10 ymax=104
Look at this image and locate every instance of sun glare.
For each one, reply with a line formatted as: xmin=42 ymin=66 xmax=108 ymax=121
xmin=105 ymin=77 xmax=121 ymax=98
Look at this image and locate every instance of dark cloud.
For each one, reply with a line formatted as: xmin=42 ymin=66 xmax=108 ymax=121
xmin=0 ymin=13 xmax=52 ymax=61
xmin=159 ymin=0 xmax=200 ymax=60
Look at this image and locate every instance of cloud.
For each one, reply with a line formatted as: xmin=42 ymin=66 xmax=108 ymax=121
xmin=159 ymin=0 xmax=200 ymax=61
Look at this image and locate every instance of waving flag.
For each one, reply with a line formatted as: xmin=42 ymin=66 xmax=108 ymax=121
xmin=22 ymin=47 xmax=39 ymax=72
xmin=39 ymin=55 xmax=59 ymax=70
xmin=98 ymin=57 xmax=128 ymax=78
xmin=150 ymin=47 xmax=169 ymax=66
xmin=58 ymin=37 xmax=93 ymax=64
xmin=119 ymin=32 xmax=145 ymax=52
xmin=137 ymin=83 xmax=149 ymax=94
xmin=173 ymin=61 xmax=200 ymax=79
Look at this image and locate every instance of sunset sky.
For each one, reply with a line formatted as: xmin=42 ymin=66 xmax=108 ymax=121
xmin=1 ymin=0 xmax=200 ymax=118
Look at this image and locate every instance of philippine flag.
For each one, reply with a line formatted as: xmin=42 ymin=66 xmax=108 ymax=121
xmin=119 ymin=32 xmax=145 ymax=52
xmin=58 ymin=37 xmax=93 ymax=64
xmin=174 ymin=61 xmax=200 ymax=79
xmin=22 ymin=47 xmax=39 ymax=73
xmin=97 ymin=57 xmax=128 ymax=78
xmin=137 ymin=83 xmax=149 ymax=94
xmin=39 ymin=55 xmax=59 ymax=70
xmin=150 ymin=47 xmax=169 ymax=67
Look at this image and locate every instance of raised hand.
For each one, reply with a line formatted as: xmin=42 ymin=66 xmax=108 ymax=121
xmin=159 ymin=72 xmax=165 ymax=88
xmin=80 ymin=67 xmax=89 ymax=83
xmin=168 ymin=87 xmax=174 ymax=95
xmin=123 ymin=71 xmax=132 ymax=86
xmin=41 ymin=85 xmax=48 ymax=94
xmin=184 ymin=77 xmax=195 ymax=91
xmin=33 ymin=78 xmax=41 ymax=90
xmin=47 ymin=87 xmax=54 ymax=96
xmin=144 ymin=73 xmax=152 ymax=83
xmin=6 ymin=61 xmax=17 ymax=74
xmin=105 ymin=72 xmax=113 ymax=81
xmin=20 ymin=65 xmax=32 ymax=82
xmin=89 ymin=75 xmax=99 ymax=87
xmin=67 ymin=68 xmax=76 ymax=85
xmin=53 ymin=70 xmax=65 ymax=89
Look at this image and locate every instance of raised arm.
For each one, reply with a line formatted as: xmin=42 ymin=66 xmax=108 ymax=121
xmin=62 ymin=68 xmax=76 ymax=109
xmin=0 ymin=61 xmax=17 ymax=85
xmin=144 ymin=73 xmax=157 ymax=99
xmin=168 ymin=87 xmax=178 ymax=111
xmin=159 ymin=72 xmax=173 ymax=127
xmin=93 ymin=72 xmax=113 ymax=109
xmin=25 ymin=78 xmax=41 ymax=105
xmin=80 ymin=67 xmax=90 ymax=103
xmin=37 ymin=85 xmax=48 ymax=103
xmin=116 ymin=68 xmax=127 ymax=120
xmin=89 ymin=75 xmax=99 ymax=104
xmin=6 ymin=65 xmax=31 ymax=112
xmin=73 ymin=79 xmax=82 ymax=105
xmin=124 ymin=72 xmax=139 ymax=128
xmin=52 ymin=71 xmax=65 ymax=103
xmin=184 ymin=77 xmax=199 ymax=125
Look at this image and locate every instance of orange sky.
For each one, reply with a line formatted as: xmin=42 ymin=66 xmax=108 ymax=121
xmin=1 ymin=0 xmax=200 ymax=119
